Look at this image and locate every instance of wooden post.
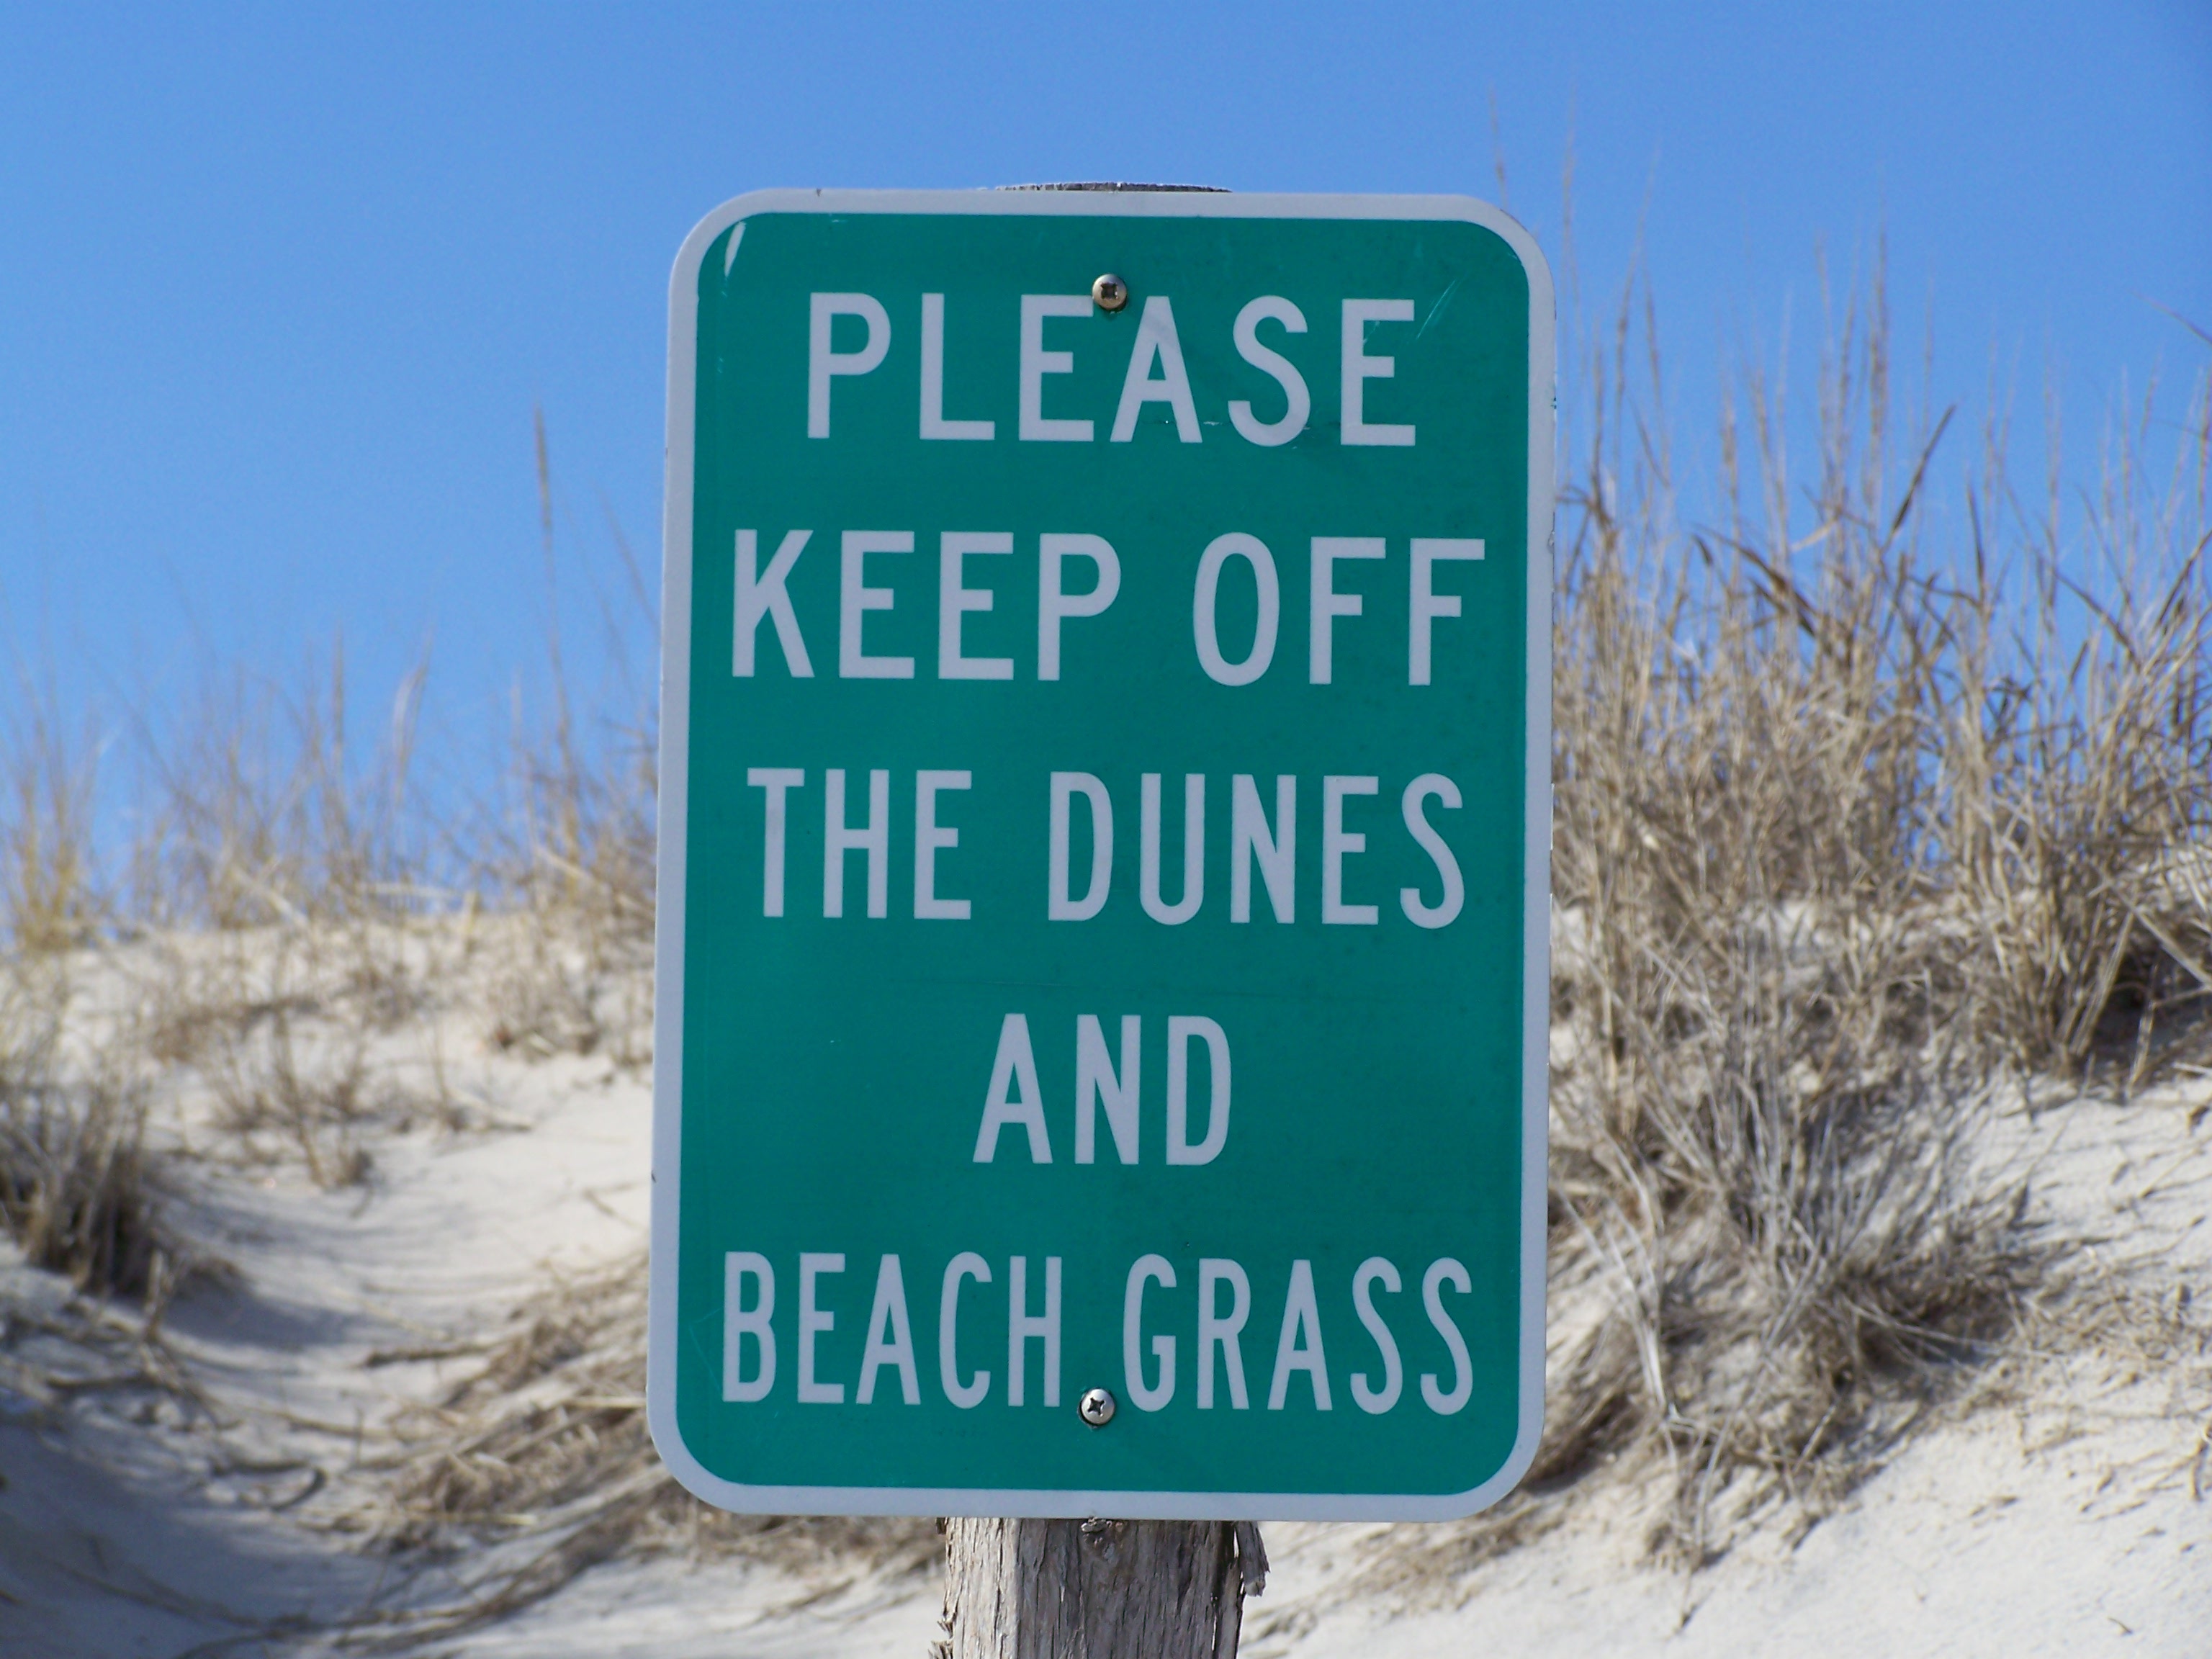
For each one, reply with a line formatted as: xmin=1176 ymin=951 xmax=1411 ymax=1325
xmin=933 ymin=1519 xmax=1267 ymax=1659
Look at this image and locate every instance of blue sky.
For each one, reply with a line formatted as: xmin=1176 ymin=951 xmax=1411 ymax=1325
xmin=1 ymin=1 xmax=2206 ymax=772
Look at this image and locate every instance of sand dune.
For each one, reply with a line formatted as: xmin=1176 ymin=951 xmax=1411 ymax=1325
xmin=5 ymin=921 xmax=2207 ymax=1656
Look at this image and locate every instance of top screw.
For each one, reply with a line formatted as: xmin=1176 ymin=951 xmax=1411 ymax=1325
xmin=1092 ymin=274 xmax=1128 ymax=313
xmin=1079 ymin=1386 xmax=1118 ymax=1426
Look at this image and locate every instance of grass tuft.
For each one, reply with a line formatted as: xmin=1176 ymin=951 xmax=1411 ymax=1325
xmin=356 ymin=1249 xmax=935 ymax=1637
xmin=0 ymin=965 xmax=174 ymax=1298
xmin=1413 ymin=246 xmax=2212 ymax=1574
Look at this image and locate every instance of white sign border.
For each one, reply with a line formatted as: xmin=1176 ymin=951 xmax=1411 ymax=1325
xmin=649 ymin=187 xmax=1553 ymax=1521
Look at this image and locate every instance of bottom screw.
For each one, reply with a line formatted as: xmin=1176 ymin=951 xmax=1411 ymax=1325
xmin=1079 ymin=1386 xmax=1118 ymax=1426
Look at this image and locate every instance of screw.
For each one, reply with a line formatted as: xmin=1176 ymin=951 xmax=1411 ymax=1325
xmin=1079 ymin=1386 xmax=1118 ymax=1426
xmin=1091 ymin=274 xmax=1128 ymax=313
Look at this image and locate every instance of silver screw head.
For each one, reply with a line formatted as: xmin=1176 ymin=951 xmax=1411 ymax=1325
xmin=1091 ymin=274 xmax=1128 ymax=313
xmin=1079 ymin=1386 xmax=1118 ymax=1426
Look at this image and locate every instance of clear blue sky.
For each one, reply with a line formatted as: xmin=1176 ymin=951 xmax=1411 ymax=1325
xmin=2 ymin=1 xmax=2206 ymax=769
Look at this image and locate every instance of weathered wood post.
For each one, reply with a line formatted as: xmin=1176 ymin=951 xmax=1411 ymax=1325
xmin=935 ymin=1519 xmax=1266 ymax=1658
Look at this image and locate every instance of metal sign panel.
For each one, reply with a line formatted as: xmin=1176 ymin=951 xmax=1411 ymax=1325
xmin=649 ymin=189 xmax=1552 ymax=1520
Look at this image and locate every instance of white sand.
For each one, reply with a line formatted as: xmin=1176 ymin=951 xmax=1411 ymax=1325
xmin=4 ymin=930 xmax=2208 ymax=1655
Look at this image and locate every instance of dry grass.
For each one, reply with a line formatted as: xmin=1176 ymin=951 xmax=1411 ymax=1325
xmin=0 ymin=561 xmax=651 ymax=1286
xmin=478 ymin=603 xmax=659 ymax=1066
xmin=0 ymin=436 xmax=673 ymax=1628
xmin=0 ymin=960 xmax=179 ymax=1299
xmin=1 ymin=688 xmax=102 ymax=954
xmin=473 ymin=407 xmax=659 ymax=1069
xmin=137 ymin=920 xmax=469 ymax=1190
xmin=120 ymin=647 xmax=433 ymax=932
xmin=345 ymin=1247 xmax=934 ymax=1642
xmin=1374 ymin=256 xmax=2212 ymax=1582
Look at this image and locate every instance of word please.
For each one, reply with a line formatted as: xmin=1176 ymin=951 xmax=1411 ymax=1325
xmin=733 ymin=529 xmax=1484 ymax=686
xmin=742 ymin=770 xmax=1467 ymax=927
xmin=809 ymin=292 xmax=1423 ymax=446
xmin=721 ymin=1251 xmax=1478 ymax=1415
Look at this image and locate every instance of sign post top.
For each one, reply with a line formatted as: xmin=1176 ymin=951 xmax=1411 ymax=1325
xmin=670 ymin=185 xmax=1552 ymax=302
xmin=650 ymin=187 xmax=1552 ymax=1520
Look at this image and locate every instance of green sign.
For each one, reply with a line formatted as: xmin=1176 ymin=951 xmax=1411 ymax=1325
xmin=649 ymin=189 xmax=1552 ymax=1520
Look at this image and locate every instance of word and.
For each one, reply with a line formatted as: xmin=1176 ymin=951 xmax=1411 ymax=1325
xmin=972 ymin=1012 xmax=1230 ymax=1166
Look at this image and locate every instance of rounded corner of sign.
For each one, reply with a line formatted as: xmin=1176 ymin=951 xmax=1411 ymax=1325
xmin=1429 ymin=196 xmax=1556 ymax=322
xmin=669 ymin=191 xmax=786 ymax=294
xmin=1498 ymin=226 xmax=1557 ymax=326
xmin=1424 ymin=1437 xmax=1545 ymax=1523
xmin=642 ymin=1390 xmax=719 ymax=1506
xmin=1491 ymin=1398 xmax=1550 ymax=1509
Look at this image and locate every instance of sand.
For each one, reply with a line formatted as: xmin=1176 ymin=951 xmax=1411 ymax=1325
xmin=4 ymin=927 xmax=2208 ymax=1655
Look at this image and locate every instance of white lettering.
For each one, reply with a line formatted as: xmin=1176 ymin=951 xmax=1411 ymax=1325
xmin=1192 ymin=533 xmax=1280 ymax=685
xmin=840 ymin=531 xmax=916 ymax=678
xmin=808 ymin=294 xmax=889 ymax=439
xmin=1310 ymin=537 xmax=1385 ymax=683
xmin=722 ymin=1251 xmax=775 ymax=1403
xmin=914 ymin=769 xmax=972 ymax=920
xmin=1197 ymin=1258 xmax=1251 ymax=1410
xmin=1166 ymin=1015 xmax=1230 ymax=1166
xmin=1421 ymin=1258 xmax=1474 ymax=1413
xmin=1341 ymin=299 xmax=1415 ymax=446
xmin=823 ymin=768 xmax=889 ymax=919
xmin=939 ymin=1253 xmax=992 ymax=1408
xmin=1400 ymin=774 xmax=1465 ymax=928
xmin=920 ymin=293 xmax=994 ymax=441
xmin=747 ymin=768 xmax=804 ymax=917
xmin=1109 ymin=295 xmax=1201 ymax=443
xmin=1075 ymin=1014 xmax=1140 ymax=1164
xmin=1048 ymin=772 xmax=1113 ymax=920
xmin=1007 ymin=1255 xmax=1062 ymax=1408
xmin=1123 ymin=1254 xmax=1177 ymax=1411
xmin=1228 ymin=296 xmax=1310 ymax=446
xmin=1349 ymin=1257 xmax=1403 ymax=1413
xmin=938 ymin=533 xmax=1015 ymax=680
xmin=1038 ymin=534 xmax=1120 ymax=680
xmin=1409 ymin=538 xmax=1483 ymax=684
xmin=1323 ymin=775 xmax=1380 ymax=925
xmin=1230 ymin=774 xmax=1295 ymax=923
xmin=1267 ymin=1259 xmax=1333 ymax=1410
xmin=1019 ymin=295 xmax=1094 ymax=441
xmin=856 ymin=1255 xmax=920 ymax=1405
xmin=1141 ymin=773 xmax=1205 ymax=925
xmin=974 ymin=1013 xmax=1052 ymax=1163
xmin=796 ymin=1252 xmax=845 ymax=1403
xmin=733 ymin=529 xmax=814 ymax=676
